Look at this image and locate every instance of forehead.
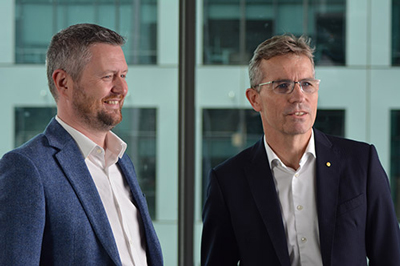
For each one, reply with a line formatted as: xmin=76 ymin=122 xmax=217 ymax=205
xmin=260 ymin=53 xmax=314 ymax=80
xmin=87 ymin=43 xmax=127 ymax=68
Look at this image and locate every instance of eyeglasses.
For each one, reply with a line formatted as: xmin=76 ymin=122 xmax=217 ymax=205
xmin=253 ymin=79 xmax=320 ymax=94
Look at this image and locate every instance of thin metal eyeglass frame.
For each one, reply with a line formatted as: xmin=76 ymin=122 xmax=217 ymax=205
xmin=253 ymin=79 xmax=321 ymax=94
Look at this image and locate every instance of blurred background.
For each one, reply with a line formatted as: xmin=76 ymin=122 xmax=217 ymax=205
xmin=1 ymin=0 xmax=400 ymax=265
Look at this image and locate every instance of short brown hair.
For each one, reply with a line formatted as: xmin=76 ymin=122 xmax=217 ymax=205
xmin=248 ymin=34 xmax=315 ymax=88
xmin=46 ymin=23 xmax=125 ymax=101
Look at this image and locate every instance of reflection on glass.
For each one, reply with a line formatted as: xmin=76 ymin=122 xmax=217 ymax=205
xmin=14 ymin=107 xmax=157 ymax=219
xmin=202 ymin=108 xmax=345 ymax=204
xmin=15 ymin=0 xmax=157 ymax=64
xmin=203 ymin=0 xmax=346 ymax=66
xmin=390 ymin=110 xmax=400 ymax=220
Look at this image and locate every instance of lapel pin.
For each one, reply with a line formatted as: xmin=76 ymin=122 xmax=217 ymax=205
xmin=326 ymin=162 xmax=331 ymax=167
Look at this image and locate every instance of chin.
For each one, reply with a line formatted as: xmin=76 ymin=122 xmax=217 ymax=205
xmin=97 ymin=111 xmax=122 ymax=128
xmin=286 ymin=126 xmax=312 ymax=136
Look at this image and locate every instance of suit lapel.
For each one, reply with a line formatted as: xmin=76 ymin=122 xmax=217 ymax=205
xmin=314 ymin=129 xmax=341 ymax=266
xmin=45 ymin=119 xmax=122 ymax=265
xmin=117 ymin=157 xmax=163 ymax=265
xmin=245 ymin=139 xmax=291 ymax=266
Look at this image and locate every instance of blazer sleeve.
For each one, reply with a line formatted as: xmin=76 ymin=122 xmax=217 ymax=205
xmin=365 ymin=145 xmax=400 ymax=265
xmin=0 ymin=151 xmax=46 ymax=265
xmin=201 ymin=169 xmax=240 ymax=266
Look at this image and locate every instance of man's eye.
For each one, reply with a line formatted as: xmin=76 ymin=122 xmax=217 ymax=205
xmin=276 ymin=83 xmax=290 ymax=89
xmin=301 ymin=81 xmax=312 ymax=87
xmin=273 ymin=83 xmax=291 ymax=93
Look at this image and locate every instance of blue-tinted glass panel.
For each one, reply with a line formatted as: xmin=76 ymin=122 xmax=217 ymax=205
xmin=113 ymin=108 xmax=157 ymax=219
xmin=390 ymin=110 xmax=400 ymax=220
xmin=393 ymin=0 xmax=400 ymax=65
xmin=15 ymin=0 xmax=157 ymax=64
xmin=314 ymin=109 xmax=345 ymax=137
xmin=203 ymin=0 xmax=346 ymax=66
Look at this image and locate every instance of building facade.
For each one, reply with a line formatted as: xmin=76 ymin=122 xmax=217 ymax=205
xmin=1 ymin=0 xmax=400 ymax=265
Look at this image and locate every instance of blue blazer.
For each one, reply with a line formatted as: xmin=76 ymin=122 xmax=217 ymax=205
xmin=0 ymin=118 xmax=163 ymax=265
xmin=201 ymin=129 xmax=400 ymax=265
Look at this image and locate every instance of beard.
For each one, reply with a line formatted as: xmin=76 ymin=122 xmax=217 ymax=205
xmin=72 ymin=85 xmax=123 ymax=132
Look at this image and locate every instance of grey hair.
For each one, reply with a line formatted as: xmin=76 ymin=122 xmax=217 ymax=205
xmin=248 ymin=34 xmax=315 ymax=88
xmin=46 ymin=23 xmax=126 ymax=101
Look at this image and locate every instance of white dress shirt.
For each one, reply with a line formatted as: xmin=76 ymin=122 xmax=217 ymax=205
xmin=264 ymin=130 xmax=323 ymax=266
xmin=56 ymin=116 xmax=147 ymax=266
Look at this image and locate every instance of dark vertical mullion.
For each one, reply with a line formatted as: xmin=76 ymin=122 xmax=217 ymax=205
xmin=178 ymin=0 xmax=196 ymax=265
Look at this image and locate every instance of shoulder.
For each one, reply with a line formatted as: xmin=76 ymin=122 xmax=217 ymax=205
xmin=3 ymin=133 xmax=48 ymax=160
xmin=1 ymin=119 xmax=77 ymax=166
xmin=314 ymin=129 xmax=380 ymax=166
xmin=0 ymin=133 xmax=60 ymax=185
xmin=213 ymin=138 xmax=264 ymax=174
xmin=315 ymin=129 xmax=372 ymax=152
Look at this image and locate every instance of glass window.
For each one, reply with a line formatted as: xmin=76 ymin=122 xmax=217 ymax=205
xmin=15 ymin=0 xmax=157 ymax=64
xmin=113 ymin=108 xmax=157 ymax=218
xmin=14 ymin=107 xmax=157 ymax=219
xmin=15 ymin=106 xmax=57 ymax=146
xmin=203 ymin=0 xmax=346 ymax=66
xmin=314 ymin=109 xmax=345 ymax=137
xmin=393 ymin=0 xmax=400 ymax=65
xmin=390 ymin=110 xmax=400 ymax=220
xmin=201 ymin=108 xmax=262 ymax=204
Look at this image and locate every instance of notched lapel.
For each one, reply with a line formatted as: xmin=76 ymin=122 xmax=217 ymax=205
xmin=117 ymin=157 xmax=163 ymax=265
xmin=46 ymin=119 xmax=122 ymax=265
xmin=314 ymin=130 xmax=341 ymax=266
xmin=245 ymin=140 xmax=291 ymax=266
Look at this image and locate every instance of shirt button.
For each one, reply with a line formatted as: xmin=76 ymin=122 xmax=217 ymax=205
xmin=294 ymin=173 xmax=299 ymax=178
xmin=301 ymin=237 xmax=307 ymax=242
xmin=297 ymin=205 xmax=303 ymax=210
xmin=96 ymin=148 xmax=102 ymax=154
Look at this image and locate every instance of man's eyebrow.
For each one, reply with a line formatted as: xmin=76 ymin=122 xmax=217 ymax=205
xmin=100 ymin=69 xmax=129 ymax=75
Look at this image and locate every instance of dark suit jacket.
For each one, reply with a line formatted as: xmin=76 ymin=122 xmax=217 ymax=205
xmin=201 ymin=129 xmax=400 ymax=265
xmin=0 ymin=118 xmax=163 ymax=265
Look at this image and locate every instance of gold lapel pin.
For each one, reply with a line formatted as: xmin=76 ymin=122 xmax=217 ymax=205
xmin=326 ymin=162 xmax=331 ymax=167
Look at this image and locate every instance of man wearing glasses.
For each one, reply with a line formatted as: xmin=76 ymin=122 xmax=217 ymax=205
xmin=201 ymin=34 xmax=400 ymax=265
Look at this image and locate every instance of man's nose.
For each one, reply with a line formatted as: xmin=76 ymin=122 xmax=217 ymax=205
xmin=289 ymin=82 xmax=306 ymax=102
xmin=112 ymin=76 xmax=128 ymax=95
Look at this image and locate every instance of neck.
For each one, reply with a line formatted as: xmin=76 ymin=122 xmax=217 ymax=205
xmin=57 ymin=114 xmax=108 ymax=149
xmin=266 ymin=131 xmax=311 ymax=170
xmin=82 ymin=128 xmax=108 ymax=149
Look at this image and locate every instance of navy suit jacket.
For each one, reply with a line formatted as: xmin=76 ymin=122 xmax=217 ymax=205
xmin=0 ymin=118 xmax=163 ymax=265
xmin=201 ymin=129 xmax=400 ymax=265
